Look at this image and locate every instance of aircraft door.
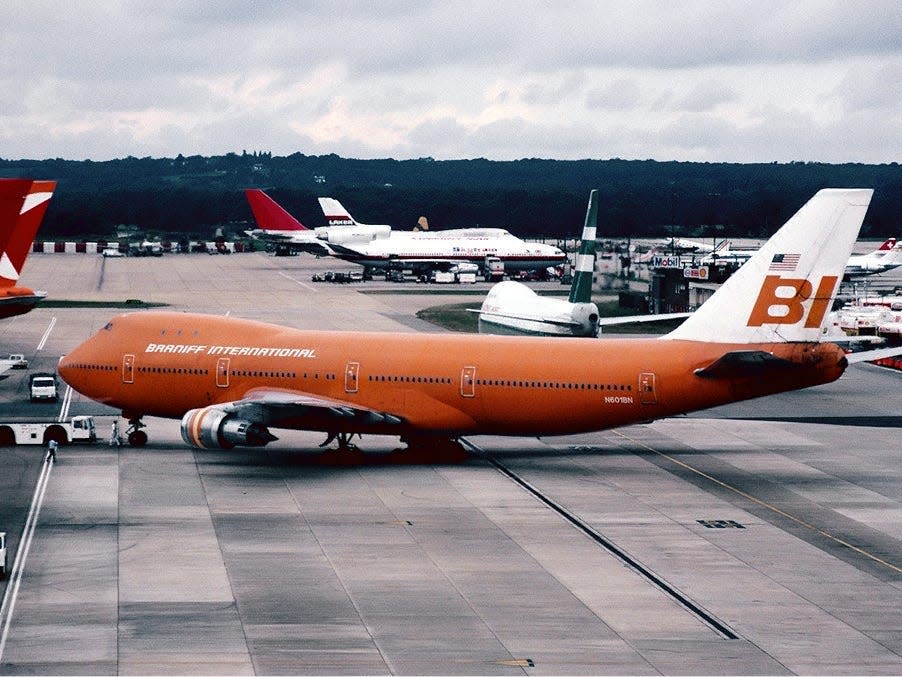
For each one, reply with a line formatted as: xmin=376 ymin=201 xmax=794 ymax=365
xmin=216 ymin=358 xmax=230 ymax=388
xmin=638 ymin=372 xmax=657 ymax=405
xmin=344 ymin=361 xmax=359 ymax=393
xmin=122 ymin=354 xmax=135 ymax=384
xmin=460 ymin=366 xmax=476 ymax=398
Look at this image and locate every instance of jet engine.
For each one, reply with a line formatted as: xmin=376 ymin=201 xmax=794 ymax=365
xmin=314 ymin=224 xmax=391 ymax=244
xmin=180 ymin=407 xmax=278 ymax=449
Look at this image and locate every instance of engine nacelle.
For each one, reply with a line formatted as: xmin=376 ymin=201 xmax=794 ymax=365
xmin=315 ymin=224 xmax=391 ymax=244
xmin=180 ymin=407 xmax=278 ymax=450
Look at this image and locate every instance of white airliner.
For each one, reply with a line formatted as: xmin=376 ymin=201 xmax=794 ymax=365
xmin=698 ymin=241 xmax=754 ymax=267
xmin=323 ymin=226 xmax=566 ymax=276
xmin=248 ymin=190 xmax=564 ymax=275
xmin=844 ymin=238 xmax=902 ymax=279
xmin=472 ymin=190 xmax=602 ymax=336
xmin=472 ymin=190 xmax=691 ymax=337
xmin=658 ymin=236 xmax=722 ymax=254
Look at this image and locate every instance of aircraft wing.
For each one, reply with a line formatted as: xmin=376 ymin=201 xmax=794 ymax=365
xmin=843 ymin=345 xmax=902 ymax=364
xmin=323 ymin=243 xmax=464 ymax=272
xmin=211 ymin=387 xmax=405 ymax=428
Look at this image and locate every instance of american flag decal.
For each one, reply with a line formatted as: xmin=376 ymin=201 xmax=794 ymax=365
xmin=769 ymin=253 xmax=801 ymax=271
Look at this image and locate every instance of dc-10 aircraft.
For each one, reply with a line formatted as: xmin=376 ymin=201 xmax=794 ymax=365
xmin=0 ymin=179 xmax=56 ymax=319
xmin=245 ymin=189 xmax=391 ymax=255
xmin=843 ymin=237 xmax=902 ymax=279
xmin=60 ymin=189 xmax=896 ymax=451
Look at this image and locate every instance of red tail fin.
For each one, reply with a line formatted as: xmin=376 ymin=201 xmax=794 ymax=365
xmin=877 ymin=238 xmax=896 ymax=251
xmin=244 ymin=189 xmax=308 ymax=232
xmin=0 ymin=179 xmax=55 ymax=286
xmin=0 ymin=179 xmax=32 ymax=254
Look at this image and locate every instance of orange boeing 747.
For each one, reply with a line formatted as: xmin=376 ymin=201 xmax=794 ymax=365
xmin=0 ymin=178 xmax=56 ymax=319
xmin=59 ymin=189 xmax=884 ymax=450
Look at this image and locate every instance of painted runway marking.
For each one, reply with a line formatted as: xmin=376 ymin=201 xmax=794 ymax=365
xmin=0 ymin=455 xmax=54 ymax=661
xmin=613 ymin=429 xmax=902 ymax=575
xmin=36 ymin=316 xmax=57 ymax=351
xmin=58 ymin=385 xmax=73 ymax=422
xmin=278 ymin=271 xmax=319 ymax=293
xmin=459 ymin=438 xmax=739 ymax=640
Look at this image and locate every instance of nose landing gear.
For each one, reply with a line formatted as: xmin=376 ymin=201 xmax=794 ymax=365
xmin=125 ymin=417 xmax=148 ymax=447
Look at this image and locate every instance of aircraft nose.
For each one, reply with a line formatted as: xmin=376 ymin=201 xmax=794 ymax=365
xmin=57 ymin=340 xmax=95 ymax=393
xmin=57 ymin=349 xmax=78 ymax=387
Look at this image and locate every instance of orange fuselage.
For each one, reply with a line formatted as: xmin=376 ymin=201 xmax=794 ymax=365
xmin=58 ymin=312 xmax=848 ymax=438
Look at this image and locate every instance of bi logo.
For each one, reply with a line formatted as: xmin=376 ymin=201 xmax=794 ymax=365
xmin=747 ymin=275 xmax=838 ymax=328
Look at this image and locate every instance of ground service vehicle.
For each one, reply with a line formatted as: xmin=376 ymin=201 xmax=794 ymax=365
xmin=7 ymin=354 xmax=27 ymax=368
xmin=484 ymin=256 xmax=505 ymax=281
xmin=0 ymin=416 xmax=96 ymax=446
xmin=29 ymin=372 xmax=58 ymax=402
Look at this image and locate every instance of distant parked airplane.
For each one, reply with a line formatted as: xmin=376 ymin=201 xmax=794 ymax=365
xmin=248 ymin=190 xmax=566 ymax=276
xmin=844 ymin=238 xmax=902 ymax=279
xmin=472 ymin=189 xmax=602 ymax=337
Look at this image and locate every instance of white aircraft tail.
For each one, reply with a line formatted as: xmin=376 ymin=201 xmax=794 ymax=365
xmin=569 ymin=189 xmax=597 ymax=304
xmin=664 ymin=189 xmax=873 ymax=344
xmin=318 ymin=197 xmax=357 ymax=226
xmin=885 ymin=241 xmax=902 ymax=263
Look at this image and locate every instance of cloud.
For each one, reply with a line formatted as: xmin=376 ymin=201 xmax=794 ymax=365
xmin=2 ymin=1 xmax=901 ymax=162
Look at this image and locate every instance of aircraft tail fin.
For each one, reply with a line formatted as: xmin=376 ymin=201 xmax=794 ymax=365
xmin=875 ymin=237 xmax=896 ymax=252
xmin=245 ymin=189 xmax=308 ymax=232
xmin=0 ymin=179 xmax=31 ymax=251
xmin=886 ymin=240 xmax=902 ymax=263
xmin=416 ymin=216 xmax=429 ymax=231
xmin=0 ymin=179 xmax=56 ymax=286
xmin=569 ymin=189 xmax=597 ymax=304
xmin=663 ymin=189 xmax=873 ymax=344
xmin=318 ymin=197 xmax=358 ymax=227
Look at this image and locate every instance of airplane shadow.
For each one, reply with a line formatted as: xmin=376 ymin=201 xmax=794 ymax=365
xmin=698 ymin=415 xmax=902 ymax=428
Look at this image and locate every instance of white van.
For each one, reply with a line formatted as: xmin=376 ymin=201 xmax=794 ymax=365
xmin=29 ymin=373 xmax=58 ymax=402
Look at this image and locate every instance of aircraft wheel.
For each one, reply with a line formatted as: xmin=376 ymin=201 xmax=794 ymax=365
xmin=128 ymin=430 xmax=148 ymax=447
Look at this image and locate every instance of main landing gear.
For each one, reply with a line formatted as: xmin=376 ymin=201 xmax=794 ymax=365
xmin=125 ymin=417 xmax=148 ymax=447
xmin=319 ymin=432 xmax=361 ymax=452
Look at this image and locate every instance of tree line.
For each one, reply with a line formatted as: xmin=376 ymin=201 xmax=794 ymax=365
xmin=1 ymin=152 xmax=899 ymax=239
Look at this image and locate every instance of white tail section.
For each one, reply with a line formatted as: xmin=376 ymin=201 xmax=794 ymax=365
xmin=664 ymin=189 xmax=873 ymax=344
xmin=318 ymin=197 xmax=356 ymax=226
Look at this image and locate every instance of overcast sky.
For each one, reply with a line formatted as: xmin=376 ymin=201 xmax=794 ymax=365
xmin=2 ymin=1 xmax=901 ymax=163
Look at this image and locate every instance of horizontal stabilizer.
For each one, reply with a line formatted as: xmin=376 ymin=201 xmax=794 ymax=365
xmin=600 ymin=312 xmax=691 ymax=326
xmin=694 ymin=350 xmax=799 ymax=379
xmin=467 ymin=308 xmax=583 ymax=328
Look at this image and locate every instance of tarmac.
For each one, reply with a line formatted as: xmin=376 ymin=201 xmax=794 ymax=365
xmin=0 ymin=250 xmax=900 ymax=675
